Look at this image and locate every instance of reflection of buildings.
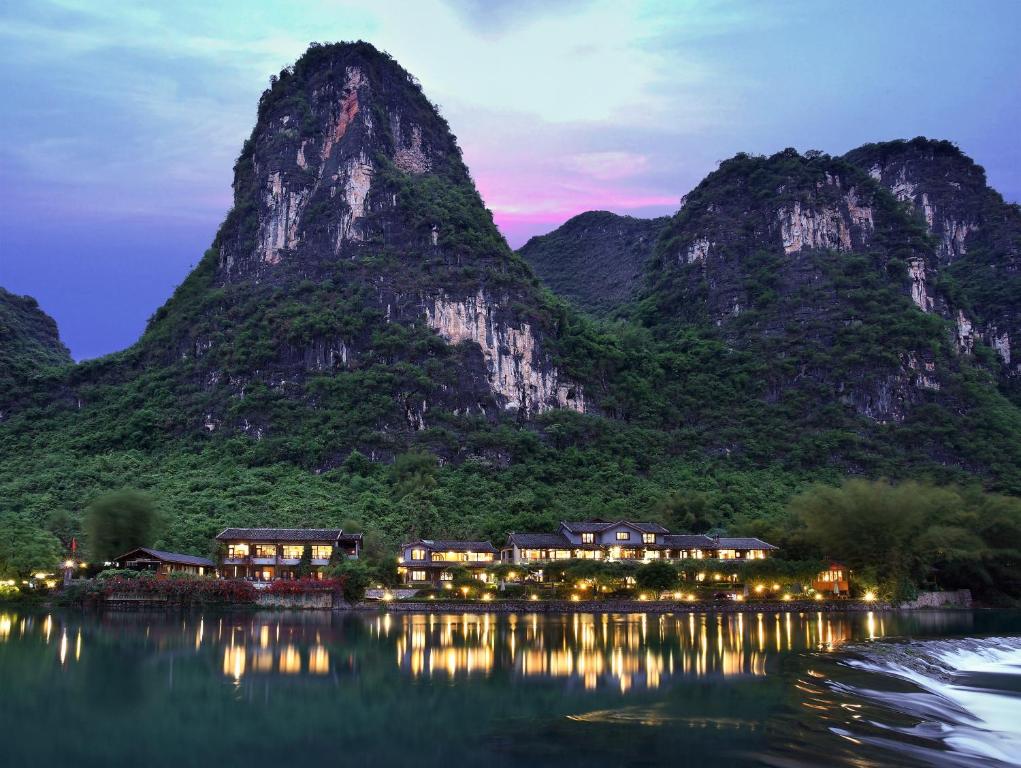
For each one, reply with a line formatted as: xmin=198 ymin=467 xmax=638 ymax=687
xmin=387 ymin=612 xmax=855 ymax=692
xmin=0 ymin=608 xmax=877 ymax=691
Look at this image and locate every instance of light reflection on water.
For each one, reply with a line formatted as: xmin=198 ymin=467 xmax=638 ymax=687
xmin=0 ymin=608 xmax=875 ymax=691
xmin=0 ymin=607 xmax=1017 ymax=768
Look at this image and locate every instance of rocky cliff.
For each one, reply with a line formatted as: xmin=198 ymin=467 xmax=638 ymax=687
xmin=518 ymin=211 xmax=669 ymax=316
xmin=131 ymin=42 xmax=584 ymax=445
xmin=638 ymin=149 xmax=962 ymax=423
xmin=843 ymin=138 xmax=1021 ymax=398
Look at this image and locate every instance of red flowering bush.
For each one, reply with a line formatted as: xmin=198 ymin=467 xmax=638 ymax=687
xmin=265 ymin=577 xmax=345 ymax=596
xmin=100 ymin=577 xmax=257 ymax=604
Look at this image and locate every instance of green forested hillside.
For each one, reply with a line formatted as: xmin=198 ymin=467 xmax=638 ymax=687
xmin=1 ymin=47 xmax=1019 ymax=599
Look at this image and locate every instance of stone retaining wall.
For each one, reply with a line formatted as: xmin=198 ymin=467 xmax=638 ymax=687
xmin=899 ymin=589 xmax=972 ymax=610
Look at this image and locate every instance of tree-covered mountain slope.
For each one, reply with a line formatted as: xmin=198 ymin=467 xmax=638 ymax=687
xmin=1 ymin=46 xmax=1020 ymax=564
xmin=634 ymin=148 xmax=1021 ymax=484
xmin=842 ymin=138 xmax=1021 ymax=402
xmin=0 ymin=287 xmax=71 ymax=413
xmin=518 ymin=211 xmax=669 ymax=316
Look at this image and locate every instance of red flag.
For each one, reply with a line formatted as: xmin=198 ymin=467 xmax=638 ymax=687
xmin=71 ymin=537 xmax=77 ymax=554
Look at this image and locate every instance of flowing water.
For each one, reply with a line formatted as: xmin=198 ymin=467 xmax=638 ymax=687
xmin=0 ymin=608 xmax=1018 ymax=766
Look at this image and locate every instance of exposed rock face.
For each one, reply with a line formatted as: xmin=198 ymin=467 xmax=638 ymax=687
xmin=640 ymin=148 xmax=942 ymax=423
xmin=135 ymin=41 xmax=585 ymax=445
xmin=845 ymin=138 xmax=1021 ymax=384
xmin=426 ymin=291 xmax=583 ymax=415
xmin=907 ymin=258 xmax=933 ymax=312
xmin=518 ymin=211 xmax=669 ymax=316
xmin=216 ymin=46 xmax=463 ymax=280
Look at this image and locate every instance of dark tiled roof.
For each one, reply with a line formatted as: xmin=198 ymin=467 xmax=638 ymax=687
xmin=561 ymin=520 xmax=668 ymax=534
xmin=415 ymin=540 xmax=498 ymax=553
xmin=715 ymin=537 xmax=778 ymax=550
xmin=630 ymin=522 xmax=670 ymax=533
xmin=116 ymin=547 xmax=214 ymax=567
xmin=216 ymin=528 xmax=344 ymax=542
xmin=560 ymin=521 xmax=613 ymax=533
xmin=506 ymin=533 xmax=574 ymax=548
xmin=662 ymin=534 xmax=717 ymax=549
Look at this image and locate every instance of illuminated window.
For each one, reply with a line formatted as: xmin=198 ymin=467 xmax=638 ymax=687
xmin=643 ymin=533 xmax=656 ymax=544
xmin=227 ymin=544 xmax=249 ymax=559
xmin=616 ymin=531 xmax=630 ymax=541
xmin=581 ymin=532 xmax=594 ymax=543
xmin=718 ymin=549 xmax=737 ymax=560
xmin=440 ymin=571 xmax=453 ymax=581
xmin=312 ymin=545 xmax=332 ymax=560
xmin=411 ymin=570 xmax=427 ymax=582
xmin=411 ymin=548 xmax=426 ymax=561
xmin=253 ymin=544 xmax=277 ymax=558
xmin=282 ymin=546 xmax=303 ymax=559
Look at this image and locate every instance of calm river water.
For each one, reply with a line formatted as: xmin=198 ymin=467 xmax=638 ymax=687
xmin=0 ymin=608 xmax=1018 ymax=767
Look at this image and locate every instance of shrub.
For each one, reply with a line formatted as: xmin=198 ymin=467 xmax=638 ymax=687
xmin=0 ymin=583 xmax=20 ymax=600
xmin=97 ymin=577 xmax=257 ymax=604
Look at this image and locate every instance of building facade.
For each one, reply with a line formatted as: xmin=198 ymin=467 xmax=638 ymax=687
xmin=501 ymin=521 xmax=776 ymax=566
xmin=113 ymin=547 xmax=216 ymax=577
xmin=216 ymin=528 xmax=362 ymax=581
xmin=397 ymin=540 xmax=498 ymax=585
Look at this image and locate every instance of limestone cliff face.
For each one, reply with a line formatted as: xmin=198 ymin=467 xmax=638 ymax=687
xmin=845 ymin=138 xmax=1021 ymax=381
xmin=425 ymin=290 xmax=583 ymax=415
xmin=216 ymin=46 xmax=460 ymax=278
xmin=642 ymin=148 xmax=948 ymax=423
xmin=138 ymin=42 xmax=582 ymax=446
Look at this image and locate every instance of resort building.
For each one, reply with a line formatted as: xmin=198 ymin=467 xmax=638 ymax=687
xmin=813 ymin=562 xmax=850 ymax=595
xmin=501 ymin=521 xmax=777 ymax=566
xmin=112 ymin=547 xmax=216 ymax=577
xmin=216 ymin=528 xmax=362 ymax=581
xmin=397 ymin=540 xmax=498 ymax=585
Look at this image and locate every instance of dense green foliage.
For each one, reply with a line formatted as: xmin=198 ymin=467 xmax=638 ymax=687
xmin=774 ymin=479 xmax=1021 ymax=601
xmin=519 ymin=211 xmax=669 ymax=315
xmin=83 ymin=489 xmax=160 ymax=563
xmin=0 ymin=287 xmax=71 ymax=408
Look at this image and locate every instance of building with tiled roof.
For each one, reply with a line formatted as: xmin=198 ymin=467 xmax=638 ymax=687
xmin=215 ymin=528 xmax=362 ymax=581
xmin=398 ymin=539 xmax=498 ymax=586
xmin=500 ymin=520 xmax=777 ymax=571
xmin=113 ymin=547 xmax=216 ymax=577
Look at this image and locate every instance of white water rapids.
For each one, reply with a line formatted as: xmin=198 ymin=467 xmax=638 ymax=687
xmin=832 ymin=637 xmax=1021 ymax=766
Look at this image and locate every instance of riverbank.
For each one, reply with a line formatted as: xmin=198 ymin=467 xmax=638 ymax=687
xmin=355 ymin=598 xmax=893 ymax=613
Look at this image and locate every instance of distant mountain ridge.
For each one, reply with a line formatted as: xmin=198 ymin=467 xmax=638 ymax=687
xmin=518 ymin=211 xmax=669 ymax=316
